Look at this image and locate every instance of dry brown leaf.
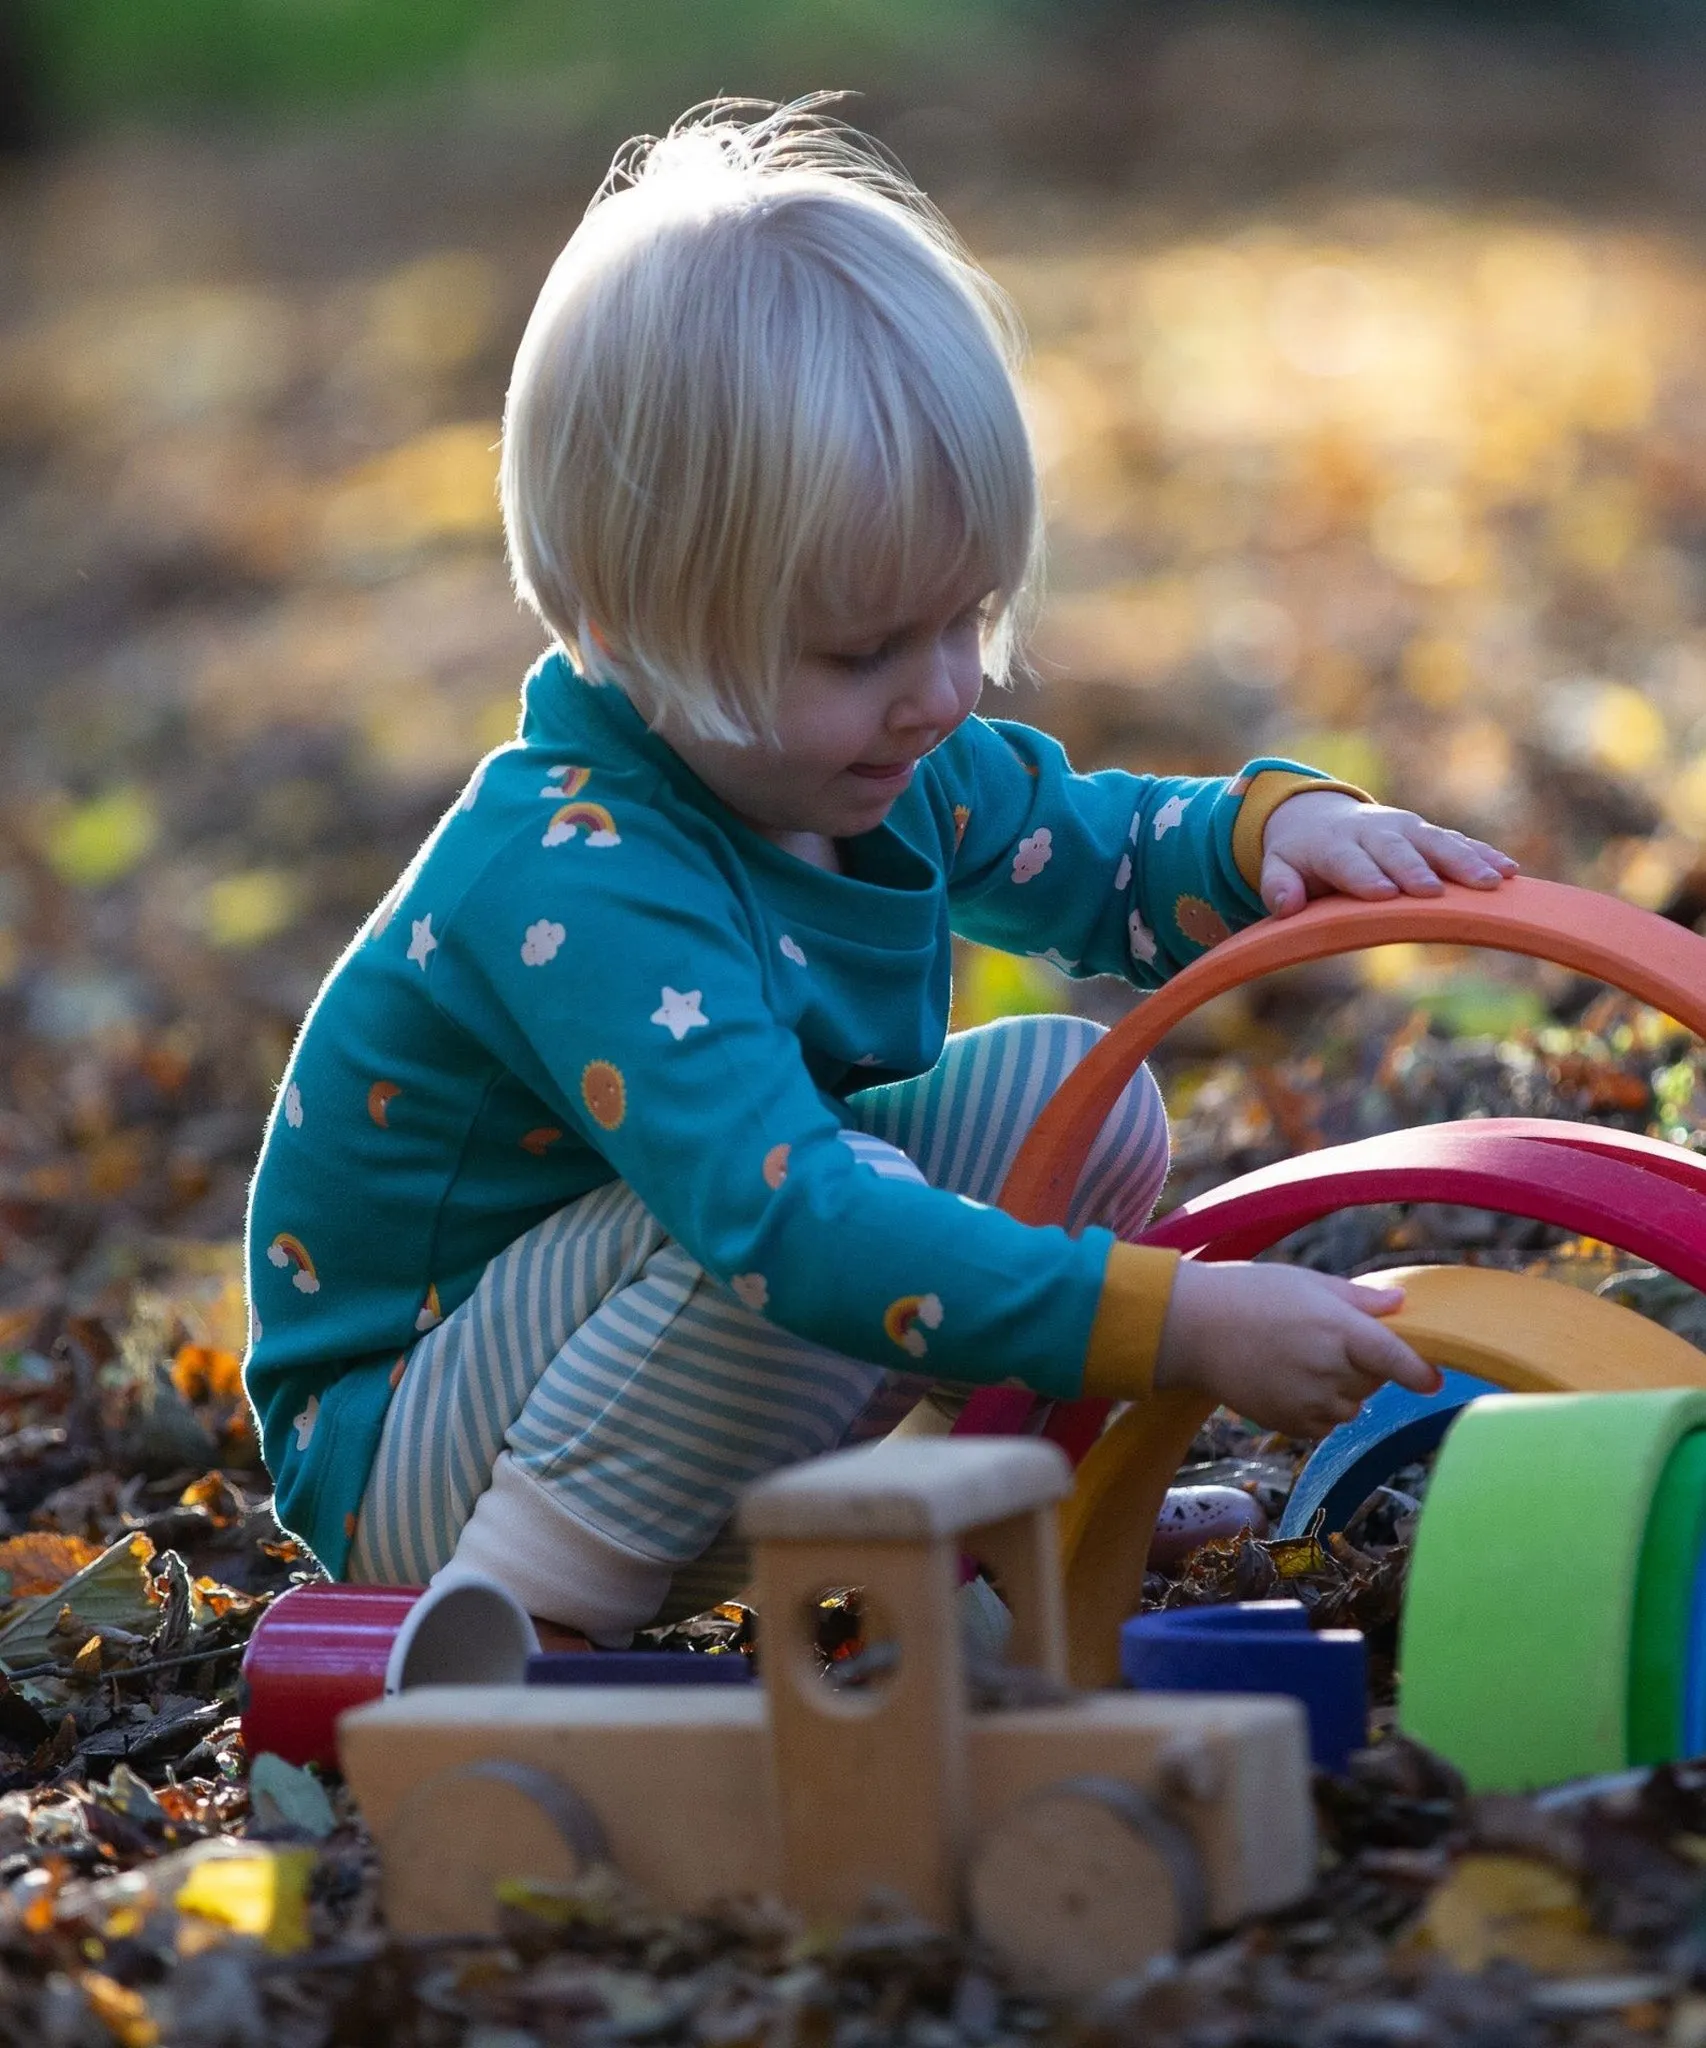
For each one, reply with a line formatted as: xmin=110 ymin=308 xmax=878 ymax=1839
xmin=170 ymin=1346 xmax=244 ymax=1406
xmin=0 ymin=1533 xmax=103 ymax=1599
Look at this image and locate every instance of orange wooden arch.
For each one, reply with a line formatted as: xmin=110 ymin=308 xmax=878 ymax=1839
xmin=1000 ymin=877 xmax=1706 ymax=1226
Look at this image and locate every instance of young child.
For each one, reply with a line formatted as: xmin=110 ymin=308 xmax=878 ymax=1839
xmin=244 ymin=104 xmax=1515 ymax=1643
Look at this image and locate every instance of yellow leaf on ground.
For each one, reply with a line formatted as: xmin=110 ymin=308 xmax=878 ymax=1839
xmin=174 ymin=1846 xmax=315 ymax=1954
xmin=1409 ymin=1853 xmax=1632 ymax=1977
xmin=77 ymin=1969 xmax=159 ymax=2048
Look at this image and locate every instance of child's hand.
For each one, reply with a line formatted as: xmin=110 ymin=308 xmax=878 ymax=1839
xmin=1261 ymin=788 xmax=1517 ymax=918
xmin=1153 ymin=1261 xmax=1442 ymax=1440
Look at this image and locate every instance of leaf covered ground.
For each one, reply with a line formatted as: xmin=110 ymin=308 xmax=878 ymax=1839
xmin=10 ymin=6 xmax=1706 ymax=2039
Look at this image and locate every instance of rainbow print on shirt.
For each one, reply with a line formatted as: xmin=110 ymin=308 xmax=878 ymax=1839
xmin=542 ymin=800 xmax=620 ymax=849
xmin=539 ymin=766 xmax=620 ymax=848
xmin=267 ymin=1232 xmax=320 ymax=1295
xmin=883 ymin=1291 xmax=944 ymax=1359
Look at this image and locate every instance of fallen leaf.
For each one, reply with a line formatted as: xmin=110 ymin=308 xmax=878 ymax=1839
xmin=0 ymin=1532 xmax=103 ymax=1600
xmin=174 ymin=1844 xmax=315 ymax=1954
xmin=1408 ymin=1852 xmax=1633 ymax=1976
xmin=0 ymin=1535 xmax=159 ymax=1670
xmin=77 ymin=1969 xmax=159 ymax=2048
xmin=170 ymin=1348 xmax=244 ymax=1406
xmin=247 ymin=1752 xmax=336 ymax=1840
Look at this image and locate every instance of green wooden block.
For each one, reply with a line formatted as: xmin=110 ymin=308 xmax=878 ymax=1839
xmin=1399 ymin=1389 xmax=1706 ymax=1792
xmin=1628 ymin=1429 xmax=1706 ymax=1764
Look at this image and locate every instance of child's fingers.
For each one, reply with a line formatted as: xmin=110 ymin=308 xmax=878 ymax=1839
xmin=1461 ymin=833 xmax=1519 ymax=873
xmin=1364 ymin=830 xmax=1447 ymax=896
xmin=1409 ymin=823 xmax=1516 ymax=889
xmin=1344 ymin=1313 xmax=1442 ymax=1396
xmin=1305 ymin=840 xmax=1403 ymax=900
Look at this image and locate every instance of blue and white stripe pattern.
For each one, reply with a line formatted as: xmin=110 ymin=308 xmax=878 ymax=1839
xmin=349 ymin=1013 xmax=1169 ymax=1597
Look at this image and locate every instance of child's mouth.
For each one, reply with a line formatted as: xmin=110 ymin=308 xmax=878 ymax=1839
xmin=846 ymin=760 xmax=914 ymax=787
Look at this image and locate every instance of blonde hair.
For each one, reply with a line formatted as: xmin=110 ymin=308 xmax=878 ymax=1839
xmin=500 ymin=98 xmax=1040 ymax=745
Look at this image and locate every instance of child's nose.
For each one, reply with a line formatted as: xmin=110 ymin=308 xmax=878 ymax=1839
xmin=894 ymin=638 xmax=965 ymax=730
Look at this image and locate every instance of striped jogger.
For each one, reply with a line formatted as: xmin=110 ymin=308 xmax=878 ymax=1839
xmin=348 ymin=1012 xmax=1170 ymax=1622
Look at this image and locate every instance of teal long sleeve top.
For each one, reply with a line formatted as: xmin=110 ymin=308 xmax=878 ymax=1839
xmin=244 ymin=650 xmax=1344 ymax=1573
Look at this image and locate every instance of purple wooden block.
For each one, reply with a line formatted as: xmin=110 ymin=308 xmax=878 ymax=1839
xmin=526 ymin=1651 xmax=754 ymax=1686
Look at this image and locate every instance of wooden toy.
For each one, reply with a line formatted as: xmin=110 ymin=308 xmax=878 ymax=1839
xmin=1399 ymin=1389 xmax=1706 ymax=1789
xmin=1120 ymin=1601 xmax=1367 ymax=1771
xmin=338 ymin=1437 xmax=1317 ymax=1998
xmin=1057 ymin=1265 xmax=1706 ymax=1685
xmin=949 ymin=879 xmax=1706 ymax=1682
xmin=526 ymin=1650 xmax=755 ymax=1685
xmin=240 ymin=1574 xmax=536 ymax=1768
xmin=1685 ymin=1545 xmax=1706 ymax=1756
xmin=1003 ymin=878 xmax=1706 ymax=1232
xmin=1142 ymin=1121 xmax=1706 ymax=1275
xmin=1275 ymin=1368 xmax=1494 ymax=1539
xmin=1628 ymin=1431 xmax=1706 ymax=1764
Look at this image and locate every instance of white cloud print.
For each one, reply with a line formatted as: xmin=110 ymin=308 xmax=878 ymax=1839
xmin=731 ymin=1272 xmax=769 ymax=1311
xmin=521 ymin=919 xmax=565 ymax=966
xmin=1128 ymin=910 xmax=1158 ymax=966
xmin=1011 ymin=827 xmax=1053 ymax=884
xmin=292 ymin=1269 xmax=319 ymax=1295
xmin=1153 ymin=794 xmax=1190 ymax=839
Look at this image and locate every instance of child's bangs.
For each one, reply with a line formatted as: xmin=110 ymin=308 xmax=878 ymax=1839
xmin=792 ymin=374 xmax=1036 ymax=657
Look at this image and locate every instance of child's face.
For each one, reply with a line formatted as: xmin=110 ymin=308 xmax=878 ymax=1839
xmin=668 ymin=575 xmax=991 ymax=845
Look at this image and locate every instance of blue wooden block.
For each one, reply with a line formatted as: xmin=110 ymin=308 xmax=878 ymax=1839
xmin=526 ymin=1651 xmax=755 ymax=1686
xmin=1120 ymin=1599 xmax=1367 ymax=1772
xmin=1685 ymin=1541 xmax=1706 ymax=1758
xmin=1276 ymin=1368 xmax=1497 ymax=1540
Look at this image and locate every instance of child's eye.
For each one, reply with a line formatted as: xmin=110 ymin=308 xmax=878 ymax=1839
xmin=821 ymin=599 xmax=991 ymax=675
xmin=828 ymin=637 xmax=901 ymax=675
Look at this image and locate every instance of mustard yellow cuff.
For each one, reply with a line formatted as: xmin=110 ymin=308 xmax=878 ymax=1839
xmin=1082 ymin=1242 xmax=1182 ymax=1402
xmin=1231 ymin=772 xmax=1372 ymax=893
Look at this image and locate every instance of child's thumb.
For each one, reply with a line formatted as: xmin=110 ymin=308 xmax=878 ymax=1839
xmin=1344 ymin=1277 xmax=1406 ymax=1315
xmin=1260 ymin=853 xmax=1306 ymax=917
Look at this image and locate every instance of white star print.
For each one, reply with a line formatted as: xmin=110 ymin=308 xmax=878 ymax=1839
xmin=1153 ymin=795 xmax=1190 ymax=840
xmin=651 ymin=987 xmax=709 ymax=1041
xmin=407 ymin=915 xmax=438 ymax=969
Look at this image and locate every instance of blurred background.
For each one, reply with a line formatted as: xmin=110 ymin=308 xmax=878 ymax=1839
xmin=7 ymin=0 xmax=1706 ymax=1347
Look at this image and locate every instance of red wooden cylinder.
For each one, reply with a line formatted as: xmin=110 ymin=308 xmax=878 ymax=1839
xmin=240 ymin=1576 xmax=536 ymax=1768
